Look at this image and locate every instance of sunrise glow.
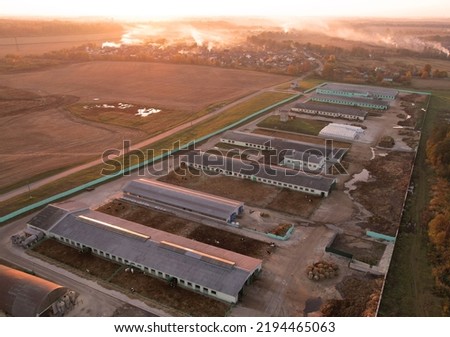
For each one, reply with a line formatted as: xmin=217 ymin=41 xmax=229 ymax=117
xmin=0 ymin=0 xmax=449 ymax=19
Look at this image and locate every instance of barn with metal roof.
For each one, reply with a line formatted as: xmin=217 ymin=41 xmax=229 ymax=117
xmin=182 ymin=151 xmax=336 ymax=197
xmin=316 ymin=83 xmax=398 ymax=100
xmin=123 ymin=179 xmax=244 ymax=224
xmin=220 ymin=130 xmax=347 ymax=163
xmin=220 ymin=130 xmax=274 ymax=150
xmin=0 ymin=265 xmax=68 ymax=317
xmin=291 ymin=101 xmax=368 ymax=121
xmin=311 ymin=93 xmax=390 ymax=110
xmin=27 ymin=203 xmax=262 ymax=304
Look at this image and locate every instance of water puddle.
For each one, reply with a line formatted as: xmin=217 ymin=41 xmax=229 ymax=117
xmin=370 ymin=147 xmax=376 ymax=160
xmin=304 ymin=297 xmax=323 ymax=315
xmin=344 ymin=169 xmax=371 ymax=192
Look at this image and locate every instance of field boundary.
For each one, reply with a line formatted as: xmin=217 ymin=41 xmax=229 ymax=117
xmin=0 ymin=93 xmax=300 ymax=224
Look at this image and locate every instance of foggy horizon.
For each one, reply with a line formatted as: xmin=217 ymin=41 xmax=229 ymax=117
xmin=1 ymin=0 xmax=450 ymax=20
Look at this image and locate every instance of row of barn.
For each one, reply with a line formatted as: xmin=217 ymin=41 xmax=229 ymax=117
xmin=299 ymin=82 xmax=399 ymax=112
xmin=27 ymin=200 xmax=262 ymax=304
xmin=220 ymin=130 xmax=347 ymax=174
xmin=181 ymin=150 xmax=336 ymax=197
xmin=19 ymin=125 xmax=349 ymax=306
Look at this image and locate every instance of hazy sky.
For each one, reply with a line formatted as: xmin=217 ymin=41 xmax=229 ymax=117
xmin=1 ymin=0 xmax=449 ymax=19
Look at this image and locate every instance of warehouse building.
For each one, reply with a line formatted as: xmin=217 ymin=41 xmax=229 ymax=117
xmin=182 ymin=151 xmax=336 ymax=197
xmin=310 ymin=93 xmax=389 ymax=110
xmin=316 ymin=83 xmax=398 ymax=100
xmin=27 ymin=201 xmax=262 ymax=304
xmin=319 ymin=123 xmax=365 ymax=141
xmin=220 ymin=130 xmax=347 ymax=164
xmin=220 ymin=130 xmax=274 ymax=150
xmin=123 ymin=179 xmax=244 ymax=224
xmin=0 ymin=265 xmax=70 ymax=317
xmin=280 ymin=150 xmax=325 ymax=171
xmin=291 ymin=102 xmax=368 ymax=121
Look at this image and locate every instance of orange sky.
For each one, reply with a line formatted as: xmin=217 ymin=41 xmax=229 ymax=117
xmin=0 ymin=0 xmax=449 ymax=19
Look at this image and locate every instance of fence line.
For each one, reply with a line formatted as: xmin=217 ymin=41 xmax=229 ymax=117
xmin=0 ymin=94 xmax=300 ymax=224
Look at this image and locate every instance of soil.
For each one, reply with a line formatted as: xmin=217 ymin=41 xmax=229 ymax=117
xmin=97 ymin=199 xmax=270 ymax=259
xmin=32 ymin=239 xmax=121 ymax=280
xmin=321 ymin=276 xmax=383 ymax=317
xmin=268 ymin=223 xmax=292 ymax=236
xmin=110 ymin=268 xmax=230 ymax=317
xmin=112 ymin=304 xmax=154 ymax=317
xmin=159 ymin=167 xmax=322 ymax=218
xmin=31 ymin=238 xmax=230 ymax=316
xmin=329 ymin=233 xmax=386 ymax=266
xmin=351 ymin=151 xmax=415 ymax=235
xmin=0 ymin=61 xmax=288 ymax=188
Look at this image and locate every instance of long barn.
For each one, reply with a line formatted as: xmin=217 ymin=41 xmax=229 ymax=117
xmin=291 ymin=101 xmax=368 ymax=121
xmin=220 ymin=130 xmax=347 ymax=162
xmin=310 ymin=93 xmax=390 ymax=110
xmin=27 ymin=201 xmax=262 ymax=304
xmin=182 ymin=150 xmax=336 ymax=197
xmin=123 ymin=179 xmax=244 ymax=224
xmin=316 ymin=83 xmax=398 ymax=100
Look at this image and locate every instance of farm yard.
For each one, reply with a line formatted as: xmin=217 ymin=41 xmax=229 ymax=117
xmin=0 ymin=61 xmax=290 ymax=189
xmin=159 ymin=167 xmax=322 ymax=219
xmin=96 ymin=199 xmax=272 ymax=259
xmin=2 ymin=78 xmax=430 ymax=318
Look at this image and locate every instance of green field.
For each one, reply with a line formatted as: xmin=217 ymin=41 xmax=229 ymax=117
xmin=0 ymin=91 xmax=296 ymax=219
xmin=378 ymin=91 xmax=449 ymax=316
xmin=257 ymin=115 xmax=329 ymax=135
xmin=298 ymin=77 xmax=325 ymax=91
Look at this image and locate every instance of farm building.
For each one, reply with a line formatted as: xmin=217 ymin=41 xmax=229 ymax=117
xmin=123 ymin=179 xmax=244 ymax=224
xmin=310 ymin=93 xmax=389 ymax=110
xmin=319 ymin=123 xmax=364 ymax=141
xmin=220 ymin=130 xmax=274 ymax=150
xmin=316 ymin=83 xmax=398 ymax=100
xmin=291 ymin=102 xmax=368 ymax=121
xmin=220 ymin=130 xmax=347 ymax=163
xmin=0 ymin=264 xmax=70 ymax=317
xmin=182 ymin=151 xmax=336 ymax=197
xmin=280 ymin=149 xmax=325 ymax=172
xmin=27 ymin=201 xmax=262 ymax=304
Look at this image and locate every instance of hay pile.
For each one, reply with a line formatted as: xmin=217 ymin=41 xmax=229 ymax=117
xmin=306 ymin=261 xmax=339 ymax=281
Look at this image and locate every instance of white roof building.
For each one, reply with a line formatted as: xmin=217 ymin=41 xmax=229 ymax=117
xmin=319 ymin=123 xmax=364 ymax=141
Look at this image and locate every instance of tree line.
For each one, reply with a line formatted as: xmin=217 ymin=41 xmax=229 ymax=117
xmin=426 ymin=123 xmax=450 ymax=315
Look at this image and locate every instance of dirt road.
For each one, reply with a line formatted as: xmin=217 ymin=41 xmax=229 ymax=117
xmin=233 ymin=225 xmax=348 ymax=317
xmin=0 ymin=214 xmax=165 ymax=317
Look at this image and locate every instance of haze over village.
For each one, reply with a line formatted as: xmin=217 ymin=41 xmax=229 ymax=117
xmin=0 ymin=0 xmax=449 ymax=322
